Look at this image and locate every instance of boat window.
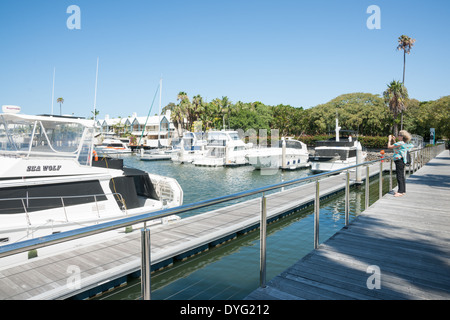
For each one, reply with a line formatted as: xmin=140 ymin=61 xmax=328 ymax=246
xmin=0 ymin=117 xmax=34 ymax=153
xmin=315 ymin=149 xmax=349 ymax=160
xmin=229 ymin=132 xmax=240 ymax=140
xmin=278 ymin=140 xmax=302 ymax=149
xmin=0 ymin=115 xmax=94 ymax=166
xmin=0 ymin=181 xmax=107 ymax=214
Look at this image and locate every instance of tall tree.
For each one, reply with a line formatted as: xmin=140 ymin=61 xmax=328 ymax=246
xmin=219 ymin=96 xmax=231 ymax=129
xmin=397 ymin=35 xmax=416 ymax=129
xmin=57 ymin=97 xmax=64 ymax=115
xmin=383 ymin=80 xmax=409 ymax=136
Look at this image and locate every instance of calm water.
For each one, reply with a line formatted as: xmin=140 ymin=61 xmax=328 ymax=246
xmin=96 ymin=154 xmax=396 ymax=300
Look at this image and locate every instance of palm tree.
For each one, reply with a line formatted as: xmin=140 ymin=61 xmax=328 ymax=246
xmin=170 ymin=103 xmax=185 ymax=137
xmin=176 ymin=92 xmax=189 ymax=132
xmin=397 ymin=35 xmax=416 ymax=129
xmin=219 ymin=96 xmax=231 ymax=129
xmin=191 ymin=95 xmax=204 ymax=130
xmin=57 ymin=97 xmax=64 ymax=115
xmin=383 ymin=80 xmax=409 ymax=136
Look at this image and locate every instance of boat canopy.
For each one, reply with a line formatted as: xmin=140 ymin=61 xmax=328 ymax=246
xmin=0 ymin=113 xmax=95 ymax=166
xmin=315 ymin=140 xmax=355 ymax=148
xmin=278 ymin=140 xmax=304 ymax=149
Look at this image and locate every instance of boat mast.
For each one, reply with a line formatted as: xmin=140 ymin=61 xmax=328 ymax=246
xmin=93 ymin=57 xmax=99 ymax=122
xmin=335 ymin=111 xmax=341 ymax=142
xmin=51 ymin=67 xmax=55 ymax=115
xmin=158 ymin=77 xmax=162 ymax=148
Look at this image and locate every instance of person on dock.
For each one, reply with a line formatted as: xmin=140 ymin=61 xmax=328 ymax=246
xmin=387 ymin=130 xmax=413 ymax=197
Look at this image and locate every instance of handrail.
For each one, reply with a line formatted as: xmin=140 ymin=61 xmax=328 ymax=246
xmin=0 ymin=143 xmax=445 ymax=299
xmin=0 ymin=192 xmax=128 ymax=232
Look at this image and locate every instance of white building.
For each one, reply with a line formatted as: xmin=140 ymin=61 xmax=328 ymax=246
xmin=97 ymin=111 xmax=177 ymax=148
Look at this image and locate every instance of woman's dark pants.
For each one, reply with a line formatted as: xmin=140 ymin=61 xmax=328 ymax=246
xmin=395 ymin=159 xmax=406 ymax=193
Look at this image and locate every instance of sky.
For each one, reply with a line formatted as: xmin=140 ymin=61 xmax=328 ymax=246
xmin=1 ymin=0 xmax=449 ymax=119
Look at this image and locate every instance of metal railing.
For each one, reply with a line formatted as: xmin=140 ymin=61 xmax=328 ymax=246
xmin=0 ymin=192 xmax=128 ymax=225
xmin=0 ymin=143 xmax=445 ymax=300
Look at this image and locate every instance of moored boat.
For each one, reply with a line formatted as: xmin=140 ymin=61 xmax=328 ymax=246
xmin=193 ymin=130 xmax=252 ymax=167
xmin=246 ymin=138 xmax=310 ymax=171
xmin=0 ymin=108 xmax=183 ymax=264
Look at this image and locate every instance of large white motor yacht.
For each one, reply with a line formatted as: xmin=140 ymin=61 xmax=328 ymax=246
xmin=193 ymin=130 xmax=252 ymax=167
xmin=309 ymin=118 xmax=366 ymax=172
xmin=246 ymin=138 xmax=310 ymax=171
xmin=171 ymin=132 xmax=208 ymax=164
xmin=0 ymin=108 xmax=183 ymax=260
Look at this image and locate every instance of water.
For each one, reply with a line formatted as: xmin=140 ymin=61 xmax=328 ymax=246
xmin=95 ymin=155 xmax=396 ymax=300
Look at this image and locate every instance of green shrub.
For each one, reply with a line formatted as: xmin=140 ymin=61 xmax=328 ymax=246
xmin=28 ymin=249 xmax=38 ymax=259
xmin=359 ymin=136 xmax=388 ymax=149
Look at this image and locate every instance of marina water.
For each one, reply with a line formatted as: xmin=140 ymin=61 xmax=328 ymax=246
xmin=95 ymin=155 xmax=395 ymax=300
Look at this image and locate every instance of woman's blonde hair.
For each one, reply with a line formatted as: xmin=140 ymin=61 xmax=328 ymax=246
xmin=399 ymin=130 xmax=412 ymax=143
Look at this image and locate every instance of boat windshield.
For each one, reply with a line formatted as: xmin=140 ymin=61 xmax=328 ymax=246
xmin=0 ymin=114 xmax=95 ymax=166
xmin=228 ymin=132 xmax=240 ymax=141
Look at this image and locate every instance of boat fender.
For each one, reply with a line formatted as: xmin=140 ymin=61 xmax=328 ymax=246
xmin=93 ymin=150 xmax=98 ymax=161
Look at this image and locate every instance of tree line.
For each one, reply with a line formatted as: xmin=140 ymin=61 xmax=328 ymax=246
xmin=162 ymin=91 xmax=449 ymax=142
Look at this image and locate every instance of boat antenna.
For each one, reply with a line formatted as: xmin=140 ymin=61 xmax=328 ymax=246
xmin=51 ymin=67 xmax=55 ymax=115
xmin=93 ymin=57 xmax=99 ymax=122
xmin=158 ymin=76 xmax=162 ymax=148
xmin=138 ymin=82 xmax=160 ymax=146
xmin=335 ymin=109 xmax=341 ymax=142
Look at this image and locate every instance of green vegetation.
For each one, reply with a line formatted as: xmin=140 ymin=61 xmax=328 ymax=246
xmin=383 ymin=80 xmax=409 ymax=136
xmin=28 ymin=249 xmax=38 ymax=259
xmin=163 ymin=91 xmax=449 ymax=148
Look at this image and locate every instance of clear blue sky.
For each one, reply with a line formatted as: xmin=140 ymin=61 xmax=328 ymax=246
xmin=1 ymin=0 xmax=449 ymax=119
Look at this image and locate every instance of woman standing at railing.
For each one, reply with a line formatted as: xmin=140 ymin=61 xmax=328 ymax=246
xmin=388 ymin=130 xmax=413 ymax=197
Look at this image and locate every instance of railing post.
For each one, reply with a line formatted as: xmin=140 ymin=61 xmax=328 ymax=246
xmin=94 ymin=195 xmax=100 ymax=218
xmin=365 ymin=165 xmax=370 ymax=210
xmin=379 ymin=160 xmax=383 ymax=200
xmin=345 ymin=170 xmax=350 ymax=227
xmin=260 ymin=194 xmax=267 ymax=288
xmin=141 ymin=227 xmax=151 ymax=300
xmin=61 ymin=198 xmax=68 ymax=222
xmin=21 ymin=199 xmax=31 ymax=226
xmin=389 ymin=158 xmax=393 ymax=192
xmin=314 ymin=179 xmax=320 ymax=249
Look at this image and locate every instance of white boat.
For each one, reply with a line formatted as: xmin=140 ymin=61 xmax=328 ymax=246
xmin=246 ymin=138 xmax=310 ymax=171
xmin=95 ymin=138 xmax=132 ymax=154
xmin=309 ymin=118 xmax=366 ymax=172
xmin=193 ymin=130 xmax=252 ymax=167
xmin=139 ymin=148 xmax=173 ymax=161
xmin=0 ymin=109 xmax=183 ymax=264
xmin=171 ymin=132 xmax=208 ymax=164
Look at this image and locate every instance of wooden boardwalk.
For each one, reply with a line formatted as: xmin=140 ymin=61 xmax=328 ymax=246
xmin=246 ymin=151 xmax=450 ymax=300
xmin=0 ymin=162 xmax=386 ymax=300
